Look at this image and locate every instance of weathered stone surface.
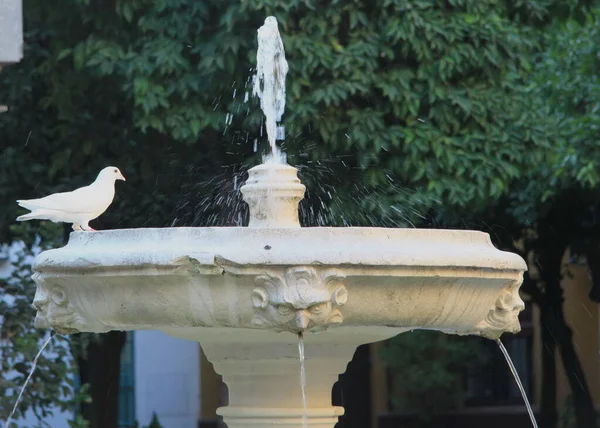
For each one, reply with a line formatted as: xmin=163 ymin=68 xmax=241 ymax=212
xmin=32 ymin=226 xmax=525 ymax=337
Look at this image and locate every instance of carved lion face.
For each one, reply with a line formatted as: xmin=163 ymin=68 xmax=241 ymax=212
xmin=251 ymin=267 xmax=348 ymax=333
xmin=32 ymin=282 xmax=81 ymax=334
xmin=476 ymin=278 xmax=525 ymax=337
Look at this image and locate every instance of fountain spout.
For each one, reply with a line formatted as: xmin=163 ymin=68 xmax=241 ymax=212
xmin=240 ymin=162 xmax=306 ymax=228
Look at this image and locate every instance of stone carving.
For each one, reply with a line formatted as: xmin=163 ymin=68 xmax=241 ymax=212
xmin=475 ymin=275 xmax=525 ymax=338
xmin=32 ymin=278 xmax=83 ymax=334
xmin=251 ymin=267 xmax=348 ymax=333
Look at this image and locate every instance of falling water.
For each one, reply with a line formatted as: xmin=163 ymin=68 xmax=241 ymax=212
xmin=497 ymin=339 xmax=538 ymax=428
xmin=252 ymin=16 xmax=288 ymax=164
xmin=3 ymin=331 xmax=54 ymax=428
xmin=298 ymin=332 xmax=308 ymax=428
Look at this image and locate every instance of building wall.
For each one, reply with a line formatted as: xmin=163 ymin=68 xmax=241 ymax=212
xmin=556 ymin=254 xmax=600 ymax=408
xmin=531 ymin=249 xmax=600 ymax=410
xmin=134 ymin=330 xmax=200 ymax=428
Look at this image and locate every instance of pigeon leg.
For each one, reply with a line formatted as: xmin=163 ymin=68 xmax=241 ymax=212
xmin=81 ymin=223 xmax=96 ymax=232
xmin=72 ymin=224 xmax=83 ymax=231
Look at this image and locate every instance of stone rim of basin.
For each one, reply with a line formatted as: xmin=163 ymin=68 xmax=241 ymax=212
xmin=32 ymin=225 xmax=525 ymax=271
xmin=32 ymin=164 xmax=526 ymax=340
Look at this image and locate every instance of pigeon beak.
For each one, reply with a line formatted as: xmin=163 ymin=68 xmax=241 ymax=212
xmin=118 ymin=173 xmax=126 ymax=181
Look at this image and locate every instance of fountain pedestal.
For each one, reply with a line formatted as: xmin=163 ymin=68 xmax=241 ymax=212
xmin=207 ymin=339 xmax=349 ymax=428
xmin=165 ymin=327 xmax=400 ymax=428
xmin=30 ymin=163 xmax=527 ymax=428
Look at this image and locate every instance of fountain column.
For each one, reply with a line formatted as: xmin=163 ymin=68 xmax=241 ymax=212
xmin=202 ymin=341 xmax=351 ymax=428
xmin=208 ymin=166 xmax=342 ymax=427
xmin=240 ymin=162 xmax=305 ymax=228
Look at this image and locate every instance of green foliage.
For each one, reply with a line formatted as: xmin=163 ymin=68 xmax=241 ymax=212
xmin=0 ymin=222 xmax=86 ymax=425
xmin=506 ymin=7 xmax=600 ymax=269
xmin=380 ymin=331 xmax=488 ymax=424
xmin=0 ymin=0 xmax=573 ymax=236
xmin=532 ymin=10 xmax=600 ymax=196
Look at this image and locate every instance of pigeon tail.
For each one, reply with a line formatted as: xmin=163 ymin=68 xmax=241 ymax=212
xmin=16 ymin=210 xmax=52 ymax=222
xmin=17 ymin=199 xmax=43 ymax=211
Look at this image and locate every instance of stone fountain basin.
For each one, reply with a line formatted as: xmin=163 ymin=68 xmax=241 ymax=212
xmin=31 ymin=226 xmax=526 ymax=427
xmin=32 ymin=226 xmax=525 ymax=338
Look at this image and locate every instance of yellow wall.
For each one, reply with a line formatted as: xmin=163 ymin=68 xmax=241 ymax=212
xmin=556 ymin=254 xmax=600 ymax=408
xmin=532 ymin=250 xmax=600 ymax=409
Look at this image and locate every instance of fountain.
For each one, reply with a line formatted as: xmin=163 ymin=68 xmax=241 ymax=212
xmin=28 ymin=16 xmax=527 ymax=428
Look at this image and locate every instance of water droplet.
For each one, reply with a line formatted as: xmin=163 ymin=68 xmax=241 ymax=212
xmin=276 ymin=125 xmax=285 ymax=141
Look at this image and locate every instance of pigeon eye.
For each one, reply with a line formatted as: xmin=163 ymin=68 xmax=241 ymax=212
xmin=113 ymin=169 xmax=118 ymax=173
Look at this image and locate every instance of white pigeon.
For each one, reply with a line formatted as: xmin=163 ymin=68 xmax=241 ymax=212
xmin=16 ymin=166 xmax=126 ymax=231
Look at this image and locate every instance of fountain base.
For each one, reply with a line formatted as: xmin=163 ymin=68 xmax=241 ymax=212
xmin=163 ymin=327 xmax=400 ymax=428
xmin=217 ymin=407 xmax=343 ymax=428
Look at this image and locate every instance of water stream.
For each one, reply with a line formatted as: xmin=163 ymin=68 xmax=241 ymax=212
xmin=497 ymin=339 xmax=538 ymax=428
xmin=3 ymin=331 xmax=54 ymax=428
xmin=252 ymin=16 xmax=288 ymax=164
xmin=298 ymin=332 xmax=308 ymax=428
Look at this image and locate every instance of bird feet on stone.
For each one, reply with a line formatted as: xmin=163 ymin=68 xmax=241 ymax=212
xmin=72 ymin=224 xmax=96 ymax=232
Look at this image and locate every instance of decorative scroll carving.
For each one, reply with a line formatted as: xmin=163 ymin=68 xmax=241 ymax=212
xmin=475 ymin=275 xmax=525 ymax=338
xmin=251 ymin=267 xmax=348 ymax=333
